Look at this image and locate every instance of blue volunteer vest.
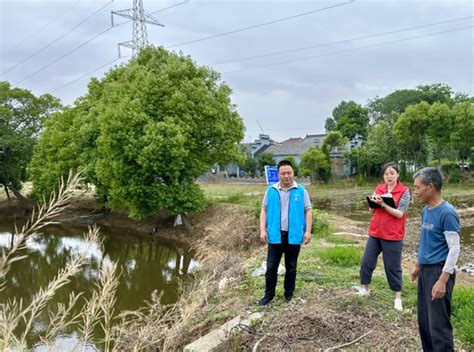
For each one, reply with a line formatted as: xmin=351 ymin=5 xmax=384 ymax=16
xmin=266 ymin=184 xmax=306 ymax=244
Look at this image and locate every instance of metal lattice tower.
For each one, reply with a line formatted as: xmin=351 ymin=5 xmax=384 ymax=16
xmin=112 ymin=0 xmax=164 ymax=57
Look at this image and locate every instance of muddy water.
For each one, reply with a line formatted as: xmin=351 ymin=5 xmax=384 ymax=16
xmin=0 ymin=221 xmax=198 ymax=349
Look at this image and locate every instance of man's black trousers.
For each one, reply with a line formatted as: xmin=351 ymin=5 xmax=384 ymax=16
xmin=264 ymin=231 xmax=301 ymax=298
xmin=418 ymin=263 xmax=455 ymax=352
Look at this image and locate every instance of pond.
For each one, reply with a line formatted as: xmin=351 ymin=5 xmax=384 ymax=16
xmin=0 ymin=220 xmax=198 ymax=350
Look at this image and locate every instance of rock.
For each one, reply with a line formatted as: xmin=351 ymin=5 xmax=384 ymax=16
xmin=459 ymin=263 xmax=474 ymax=275
xmin=183 ymin=312 xmax=264 ymax=352
xmin=218 ymin=277 xmax=234 ymax=291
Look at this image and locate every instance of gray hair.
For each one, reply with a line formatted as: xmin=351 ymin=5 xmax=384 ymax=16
xmin=413 ymin=167 xmax=443 ymax=191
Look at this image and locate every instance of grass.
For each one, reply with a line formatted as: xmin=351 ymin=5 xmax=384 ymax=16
xmin=230 ymin=225 xmax=473 ymax=349
xmin=316 ymin=246 xmax=363 ymax=267
xmin=452 ymin=287 xmax=474 ymax=348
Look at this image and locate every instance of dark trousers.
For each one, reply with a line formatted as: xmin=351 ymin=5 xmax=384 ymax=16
xmin=360 ymin=236 xmax=403 ymax=291
xmin=264 ymin=231 xmax=301 ymax=298
xmin=418 ymin=264 xmax=455 ymax=352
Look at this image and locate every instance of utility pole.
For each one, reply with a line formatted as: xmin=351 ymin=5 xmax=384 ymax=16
xmin=111 ymin=0 xmax=164 ymax=58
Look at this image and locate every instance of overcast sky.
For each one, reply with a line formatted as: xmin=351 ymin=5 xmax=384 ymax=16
xmin=1 ymin=0 xmax=473 ymax=142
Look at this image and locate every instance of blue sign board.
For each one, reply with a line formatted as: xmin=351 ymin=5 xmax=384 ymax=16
xmin=264 ymin=165 xmax=279 ymax=185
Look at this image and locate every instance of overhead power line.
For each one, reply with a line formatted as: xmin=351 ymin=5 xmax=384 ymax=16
xmin=165 ymin=0 xmax=355 ymax=48
xmin=13 ymin=1 xmax=191 ymax=85
xmin=211 ymin=16 xmax=473 ymax=66
xmin=16 ymin=0 xmax=82 ymax=44
xmin=36 ymin=1 xmax=190 ymax=94
xmin=50 ymin=56 xmax=129 ymax=94
xmin=15 ymin=27 xmax=113 ymax=85
xmin=223 ymin=25 xmax=473 ymax=74
xmin=0 ymin=1 xmax=114 ymax=78
xmin=113 ymin=0 xmax=189 ymax=27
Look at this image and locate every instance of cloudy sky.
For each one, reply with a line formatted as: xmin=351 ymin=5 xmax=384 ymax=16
xmin=1 ymin=0 xmax=472 ymax=142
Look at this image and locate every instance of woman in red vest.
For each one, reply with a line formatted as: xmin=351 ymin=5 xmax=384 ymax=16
xmin=357 ymin=162 xmax=411 ymax=311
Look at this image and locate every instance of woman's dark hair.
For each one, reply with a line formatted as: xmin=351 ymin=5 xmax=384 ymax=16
xmin=381 ymin=162 xmax=400 ymax=176
xmin=278 ymin=159 xmax=294 ymax=171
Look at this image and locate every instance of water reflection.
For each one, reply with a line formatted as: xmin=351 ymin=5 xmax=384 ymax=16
xmin=0 ymin=222 xmax=198 ymax=347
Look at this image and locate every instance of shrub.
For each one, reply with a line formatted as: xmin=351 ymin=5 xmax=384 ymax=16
xmin=225 ymin=193 xmax=245 ymax=204
xmin=312 ymin=209 xmax=331 ymax=238
xmin=317 ymin=246 xmax=362 ymax=267
xmin=452 ymin=287 xmax=474 ymax=348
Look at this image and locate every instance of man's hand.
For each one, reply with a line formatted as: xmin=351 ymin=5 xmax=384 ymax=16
xmin=431 ymin=280 xmax=447 ymax=300
xmin=303 ymin=232 xmax=312 ymax=245
xmin=411 ymin=263 xmax=420 ymax=282
xmin=260 ymin=230 xmax=268 ymax=245
xmin=431 ymin=272 xmax=450 ymax=300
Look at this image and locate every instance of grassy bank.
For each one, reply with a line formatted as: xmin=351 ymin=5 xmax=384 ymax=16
xmin=190 ymin=197 xmax=474 ymax=350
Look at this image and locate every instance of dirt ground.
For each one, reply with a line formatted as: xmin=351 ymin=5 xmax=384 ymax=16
xmin=236 ymin=289 xmax=420 ymax=351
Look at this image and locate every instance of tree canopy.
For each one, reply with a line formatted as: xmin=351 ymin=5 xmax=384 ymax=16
xmin=0 ymin=81 xmax=61 ymax=200
xmin=300 ymin=147 xmax=331 ymax=182
xmin=29 ymin=47 xmax=244 ymax=219
xmin=257 ymin=152 xmax=276 ymax=173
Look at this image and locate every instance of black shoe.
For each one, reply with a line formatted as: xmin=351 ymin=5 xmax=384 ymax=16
xmin=258 ymin=295 xmax=274 ymax=306
xmin=284 ymin=293 xmax=293 ymax=303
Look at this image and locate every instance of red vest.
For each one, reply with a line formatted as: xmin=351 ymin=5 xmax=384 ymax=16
xmin=368 ymin=181 xmax=409 ymax=241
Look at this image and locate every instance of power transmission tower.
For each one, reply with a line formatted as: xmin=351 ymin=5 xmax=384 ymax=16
xmin=112 ymin=0 xmax=164 ymax=57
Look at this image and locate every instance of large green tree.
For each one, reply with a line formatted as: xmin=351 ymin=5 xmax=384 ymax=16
xmin=427 ymin=102 xmax=454 ymax=164
xmin=322 ymin=131 xmax=348 ymax=152
xmin=356 ymin=120 xmax=398 ymax=177
xmin=367 ymin=89 xmax=423 ymax=124
xmin=257 ymin=152 xmax=276 ymax=173
xmin=0 ymin=81 xmax=61 ymax=201
xmin=300 ymin=147 xmax=331 ymax=183
xmin=367 ymin=83 xmax=464 ymax=124
xmin=451 ymin=102 xmax=474 ymax=167
xmin=393 ymin=101 xmax=431 ymax=168
xmin=335 ymin=103 xmax=369 ymax=140
xmin=324 ymin=100 xmax=358 ymax=133
xmin=29 ymin=47 xmax=244 ymax=219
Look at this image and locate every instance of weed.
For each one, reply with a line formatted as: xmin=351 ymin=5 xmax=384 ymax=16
xmin=317 ymin=246 xmax=363 ymax=267
xmin=452 ymin=286 xmax=474 ymax=349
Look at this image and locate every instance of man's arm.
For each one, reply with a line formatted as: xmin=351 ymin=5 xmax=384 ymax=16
xmin=260 ymin=207 xmax=268 ymax=244
xmin=303 ymin=208 xmax=312 ymax=245
xmin=431 ymin=230 xmax=460 ymax=300
xmin=411 ymin=260 xmax=420 ymax=282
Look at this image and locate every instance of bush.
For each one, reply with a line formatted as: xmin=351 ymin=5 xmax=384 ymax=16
xmin=225 ymin=193 xmax=245 ymax=204
xmin=312 ymin=209 xmax=331 ymax=237
xmin=427 ymin=160 xmax=462 ymax=183
xmin=317 ymin=246 xmax=362 ymax=267
xmin=452 ymin=287 xmax=474 ymax=348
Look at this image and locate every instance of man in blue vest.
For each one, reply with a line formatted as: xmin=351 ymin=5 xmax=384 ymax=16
xmin=412 ymin=167 xmax=461 ymax=352
xmin=258 ymin=160 xmax=312 ymax=305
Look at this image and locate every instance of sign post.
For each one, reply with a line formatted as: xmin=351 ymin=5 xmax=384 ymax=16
xmin=264 ymin=165 xmax=279 ymax=185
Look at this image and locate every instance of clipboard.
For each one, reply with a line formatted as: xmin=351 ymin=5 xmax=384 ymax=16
xmin=366 ymin=195 xmax=396 ymax=209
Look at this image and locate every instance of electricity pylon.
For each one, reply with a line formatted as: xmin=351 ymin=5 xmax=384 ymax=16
xmin=112 ymin=0 xmax=164 ymax=57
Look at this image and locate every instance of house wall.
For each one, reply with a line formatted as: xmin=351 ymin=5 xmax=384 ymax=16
xmin=330 ymin=156 xmax=345 ymax=177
